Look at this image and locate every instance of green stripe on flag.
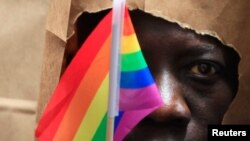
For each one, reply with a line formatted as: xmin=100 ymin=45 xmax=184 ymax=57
xmin=92 ymin=113 xmax=108 ymax=141
xmin=121 ymin=51 xmax=147 ymax=71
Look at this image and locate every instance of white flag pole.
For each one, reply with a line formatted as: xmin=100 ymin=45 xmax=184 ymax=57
xmin=107 ymin=0 xmax=125 ymax=141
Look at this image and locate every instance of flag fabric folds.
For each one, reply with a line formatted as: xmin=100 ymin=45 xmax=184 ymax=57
xmin=35 ymin=8 xmax=163 ymax=141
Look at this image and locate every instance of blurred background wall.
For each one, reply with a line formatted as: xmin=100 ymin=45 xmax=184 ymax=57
xmin=0 ymin=0 xmax=49 ymax=140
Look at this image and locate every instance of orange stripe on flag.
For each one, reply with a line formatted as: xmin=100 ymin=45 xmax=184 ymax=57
xmin=53 ymin=35 xmax=111 ymax=141
xmin=123 ymin=10 xmax=134 ymax=36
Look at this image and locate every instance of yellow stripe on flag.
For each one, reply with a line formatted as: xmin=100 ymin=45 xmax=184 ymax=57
xmin=73 ymin=74 xmax=109 ymax=141
xmin=121 ymin=34 xmax=140 ymax=54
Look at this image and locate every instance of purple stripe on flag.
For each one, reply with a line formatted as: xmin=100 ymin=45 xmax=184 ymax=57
xmin=114 ymin=107 xmax=161 ymax=141
xmin=119 ymin=83 xmax=163 ymax=111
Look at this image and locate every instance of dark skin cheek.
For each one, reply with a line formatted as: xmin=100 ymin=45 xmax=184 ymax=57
xmin=184 ymin=84 xmax=233 ymax=140
xmin=193 ymin=84 xmax=233 ymax=123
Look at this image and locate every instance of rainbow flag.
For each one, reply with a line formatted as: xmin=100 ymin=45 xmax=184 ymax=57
xmin=35 ymin=8 xmax=163 ymax=141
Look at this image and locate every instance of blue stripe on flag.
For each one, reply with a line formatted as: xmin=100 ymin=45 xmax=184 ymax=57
xmin=114 ymin=111 xmax=124 ymax=132
xmin=120 ymin=67 xmax=154 ymax=88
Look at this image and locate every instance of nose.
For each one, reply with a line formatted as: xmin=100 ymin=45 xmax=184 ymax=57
xmin=149 ymin=71 xmax=191 ymax=124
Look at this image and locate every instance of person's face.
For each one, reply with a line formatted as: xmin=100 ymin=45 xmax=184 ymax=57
xmin=124 ymin=11 xmax=239 ymax=141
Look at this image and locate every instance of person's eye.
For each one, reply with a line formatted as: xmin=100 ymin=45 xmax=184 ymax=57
xmin=186 ymin=61 xmax=224 ymax=84
xmin=190 ymin=63 xmax=216 ymax=77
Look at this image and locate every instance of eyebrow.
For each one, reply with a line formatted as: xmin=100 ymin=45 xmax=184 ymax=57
xmin=188 ymin=44 xmax=216 ymax=53
xmin=180 ymin=44 xmax=220 ymax=57
xmin=178 ymin=44 xmax=225 ymax=65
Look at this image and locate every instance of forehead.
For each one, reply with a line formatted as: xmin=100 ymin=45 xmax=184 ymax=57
xmin=129 ymin=10 xmax=222 ymax=48
xmin=129 ymin=10 xmax=228 ymax=59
